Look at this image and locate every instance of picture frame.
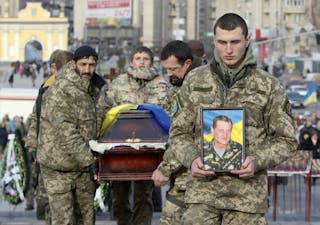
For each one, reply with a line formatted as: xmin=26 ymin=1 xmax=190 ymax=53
xmin=201 ymin=107 xmax=245 ymax=172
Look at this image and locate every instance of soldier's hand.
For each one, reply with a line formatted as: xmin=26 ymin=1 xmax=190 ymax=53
xmin=152 ymin=169 xmax=169 ymax=187
xmin=230 ymin=156 xmax=255 ymax=178
xmin=191 ymin=157 xmax=215 ymax=178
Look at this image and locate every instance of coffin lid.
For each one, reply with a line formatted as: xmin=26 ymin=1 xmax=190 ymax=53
xmin=98 ymin=110 xmax=169 ymax=144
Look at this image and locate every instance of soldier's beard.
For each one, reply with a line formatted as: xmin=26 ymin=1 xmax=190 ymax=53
xmin=169 ymin=75 xmax=184 ymax=87
xmin=75 ymin=67 xmax=92 ymax=80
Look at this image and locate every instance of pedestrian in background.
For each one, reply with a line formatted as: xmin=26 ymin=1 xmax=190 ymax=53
xmin=187 ymin=39 xmax=208 ymax=64
xmin=168 ymin=13 xmax=297 ymax=225
xmin=0 ymin=121 xmax=8 ymax=157
xmin=107 ymin=46 xmax=169 ymax=225
xmin=8 ymin=73 xmax=14 ymax=87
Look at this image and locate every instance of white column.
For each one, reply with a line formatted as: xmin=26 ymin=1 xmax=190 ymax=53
xmin=3 ymin=25 xmax=9 ymax=60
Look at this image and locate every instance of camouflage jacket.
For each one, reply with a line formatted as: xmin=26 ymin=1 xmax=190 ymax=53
xmin=37 ymin=62 xmax=100 ymax=171
xmin=157 ymin=58 xmax=204 ymax=191
xmin=25 ymin=76 xmax=54 ymax=151
xmin=25 ymin=70 xmax=107 ymax=152
xmin=169 ymin=46 xmax=297 ymax=213
xmin=106 ymin=66 xmax=169 ymax=107
xmin=203 ymin=140 xmax=243 ymax=171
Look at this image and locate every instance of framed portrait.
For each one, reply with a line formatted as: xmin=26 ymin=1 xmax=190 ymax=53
xmin=201 ymin=107 xmax=245 ymax=172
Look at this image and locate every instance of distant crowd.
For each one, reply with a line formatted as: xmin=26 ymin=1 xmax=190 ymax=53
xmin=294 ymin=111 xmax=320 ymax=159
xmin=0 ymin=114 xmax=30 ymax=156
xmin=8 ymin=60 xmax=50 ymax=88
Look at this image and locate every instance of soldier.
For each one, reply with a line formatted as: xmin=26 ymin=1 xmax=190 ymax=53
xmin=168 ymin=13 xmax=297 ymax=225
xmin=24 ymin=49 xmax=66 ymax=220
xmin=151 ymin=40 xmax=203 ymax=225
xmin=37 ymin=45 xmax=108 ymax=225
xmin=187 ymin=40 xmax=208 ymax=64
xmin=106 ymin=46 xmax=169 ymax=225
xmin=203 ymin=115 xmax=243 ymax=171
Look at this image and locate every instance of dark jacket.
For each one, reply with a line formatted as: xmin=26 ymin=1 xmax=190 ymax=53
xmin=0 ymin=127 xmax=8 ymax=148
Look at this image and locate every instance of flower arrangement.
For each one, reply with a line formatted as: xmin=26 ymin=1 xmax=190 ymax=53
xmin=0 ymin=133 xmax=29 ymax=205
xmin=94 ymin=183 xmax=110 ymax=212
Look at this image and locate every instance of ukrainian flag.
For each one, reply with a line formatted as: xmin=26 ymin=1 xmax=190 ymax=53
xmin=303 ymin=83 xmax=318 ymax=106
xmin=203 ymin=109 xmax=243 ymax=144
xmin=100 ymin=104 xmax=170 ymax=136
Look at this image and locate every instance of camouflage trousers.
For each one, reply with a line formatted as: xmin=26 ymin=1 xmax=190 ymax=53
xmin=41 ymin=166 xmax=96 ymax=225
xmin=181 ymin=203 xmax=267 ymax=225
xmin=111 ymin=180 xmax=154 ymax=225
xmin=159 ymin=198 xmax=185 ymax=225
xmin=159 ymin=186 xmax=185 ymax=225
xmin=36 ymin=172 xmax=51 ymax=225
xmin=26 ymin=160 xmax=37 ymax=208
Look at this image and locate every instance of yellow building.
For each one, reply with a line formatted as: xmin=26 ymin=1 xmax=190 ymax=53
xmin=0 ymin=2 xmax=68 ymax=62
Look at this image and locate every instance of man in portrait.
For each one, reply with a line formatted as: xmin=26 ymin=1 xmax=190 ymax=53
xmin=203 ymin=115 xmax=243 ymax=171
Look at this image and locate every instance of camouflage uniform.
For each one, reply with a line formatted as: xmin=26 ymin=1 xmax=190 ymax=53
xmin=158 ymin=58 xmax=203 ymax=225
xmin=25 ymin=76 xmax=55 ymax=224
xmin=25 ymin=50 xmax=63 ymax=224
xmin=107 ymin=66 xmax=169 ymax=225
xmin=203 ymin=139 xmax=243 ymax=171
xmin=169 ymin=46 xmax=297 ymax=225
xmin=37 ymin=62 xmax=105 ymax=225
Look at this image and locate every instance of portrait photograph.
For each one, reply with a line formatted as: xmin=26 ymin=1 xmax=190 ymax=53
xmin=201 ymin=108 xmax=245 ymax=172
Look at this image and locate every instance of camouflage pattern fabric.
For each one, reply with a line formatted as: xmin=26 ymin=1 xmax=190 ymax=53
xmin=159 ymin=198 xmax=185 ymax=225
xmin=158 ymin=59 xmax=203 ymax=224
xmin=38 ymin=62 xmax=98 ymax=171
xmin=107 ymin=66 xmax=169 ymax=225
xmin=38 ymin=62 xmax=100 ymax=225
xmin=41 ymin=165 xmax=95 ymax=225
xmin=182 ymin=203 xmax=266 ymax=225
xmin=25 ymin=104 xmax=38 ymax=151
xmin=25 ymin=157 xmax=36 ymax=209
xmin=36 ymin=173 xmax=51 ymax=224
xmin=168 ymin=45 xmax=297 ymax=218
xmin=203 ymin=140 xmax=243 ymax=171
xmin=111 ymin=180 xmax=154 ymax=225
xmin=107 ymin=67 xmax=169 ymax=108
xmin=127 ymin=66 xmax=158 ymax=80
xmin=25 ymin=77 xmax=53 ymax=223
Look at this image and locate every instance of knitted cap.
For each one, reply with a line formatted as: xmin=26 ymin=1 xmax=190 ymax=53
xmin=73 ymin=45 xmax=98 ymax=60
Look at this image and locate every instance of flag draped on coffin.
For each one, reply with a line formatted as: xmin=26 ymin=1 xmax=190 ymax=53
xmin=203 ymin=109 xmax=243 ymax=144
xmin=303 ymin=83 xmax=318 ymax=106
xmin=94 ymin=104 xmax=170 ymax=212
xmin=99 ymin=104 xmax=170 ymax=136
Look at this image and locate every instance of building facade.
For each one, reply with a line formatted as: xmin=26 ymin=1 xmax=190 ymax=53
xmin=1 ymin=0 xmax=319 ymax=63
xmin=0 ymin=1 xmax=68 ymax=62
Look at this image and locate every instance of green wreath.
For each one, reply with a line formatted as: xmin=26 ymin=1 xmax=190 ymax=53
xmin=1 ymin=132 xmax=30 ymax=205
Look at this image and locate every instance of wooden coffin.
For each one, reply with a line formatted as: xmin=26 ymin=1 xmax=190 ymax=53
xmin=97 ymin=110 xmax=168 ymax=181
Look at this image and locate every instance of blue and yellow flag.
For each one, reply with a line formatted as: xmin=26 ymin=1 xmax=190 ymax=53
xmin=303 ymin=83 xmax=318 ymax=106
xmin=203 ymin=109 xmax=243 ymax=144
xmin=100 ymin=104 xmax=170 ymax=136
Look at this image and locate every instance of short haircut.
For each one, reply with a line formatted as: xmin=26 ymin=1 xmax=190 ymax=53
xmin=212 ymin=115 xmax=233 ymax=128
xmin=187 ymin=40 xmax=205 ymax=58
xmin=130 ymin=46 xmax=154 ymax=64
xmin=160 ymin=40 xmax=193 ymax=65
xmin=214 ymin=13 xmax=248 ymax=38
xmin=49 ymin=49 xmax=63 ymax=66
xmin=55 ymin=51 xmax=74 ymax=71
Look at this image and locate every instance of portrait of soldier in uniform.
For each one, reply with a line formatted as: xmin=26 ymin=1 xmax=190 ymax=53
xmin=202 ymin=112 xmax=244 ymax=171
